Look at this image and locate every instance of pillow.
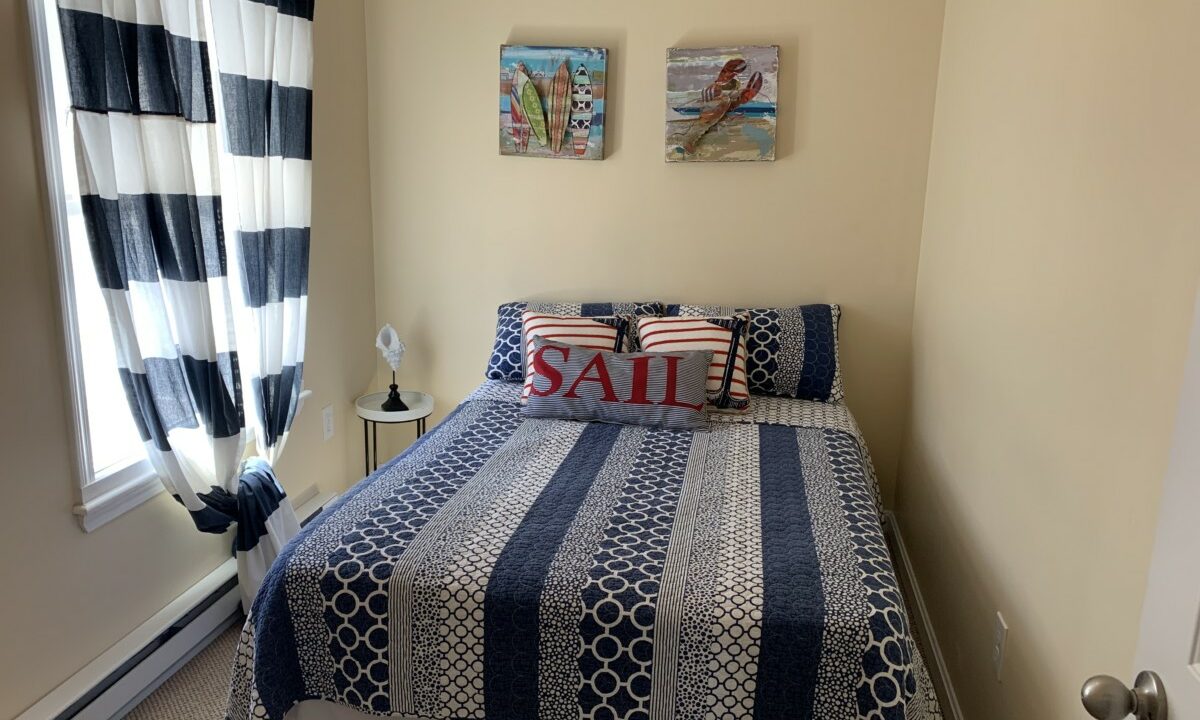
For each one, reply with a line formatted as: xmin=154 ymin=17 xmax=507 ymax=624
xmin=523 ymin=338 xmax=711 ymax=429
xmin=636 ymin=314 xmax=750 ymax=411
xmin=486 ymin=301 xmax=662 ymax=381
xmin=521 ymin=311 xmax=632 ymax=400
xmin=665 ymin=303 xmax=843 ymax=402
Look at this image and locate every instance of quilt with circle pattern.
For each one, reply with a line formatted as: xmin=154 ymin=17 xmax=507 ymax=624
xmin=227 ymin=382 xmax=941 ymax=720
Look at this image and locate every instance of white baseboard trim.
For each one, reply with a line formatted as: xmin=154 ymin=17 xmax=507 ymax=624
xmin=17 ymin=558 xmax=240 ymax=720
xmin=107 ymin=581 xmax=242 ymax=719
xmin=884 ymin=511 xmax=965 ymax=720
xmin=18 ymin=489 xmax=338 ymax=720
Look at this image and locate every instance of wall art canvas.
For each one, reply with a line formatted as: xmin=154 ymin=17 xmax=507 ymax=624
xmin=500 ymin=45 xmax=607 ymax=160
xmin=665 ymin=45 xmax=779 ymax=162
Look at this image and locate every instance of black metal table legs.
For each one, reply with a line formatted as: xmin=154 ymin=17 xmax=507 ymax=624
xmin=362 ymin=418 xmax=428 ymax=475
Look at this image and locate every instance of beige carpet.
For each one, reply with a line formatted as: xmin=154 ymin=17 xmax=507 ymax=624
xmin=892 ymin=548 xmax=954 ymax=715
xmin=126 ymin=622 xmax=240 ymax=720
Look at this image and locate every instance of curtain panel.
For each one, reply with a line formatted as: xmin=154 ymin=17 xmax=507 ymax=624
xmin=211 ymin=0 xmax=314 ymax=466
xmin=58 ymin=0 xmax=247 ymax=529
xmin=56 ymin=0 xmax=311 ymax=611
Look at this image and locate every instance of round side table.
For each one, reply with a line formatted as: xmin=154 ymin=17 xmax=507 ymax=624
xmin=355 ymin=391 xmax=434 ymax=475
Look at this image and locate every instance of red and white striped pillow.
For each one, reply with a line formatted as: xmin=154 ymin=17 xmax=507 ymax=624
xmin=637 ymin=314 xmax=751 ymax=411
xmin=521 ymin=311 xmax=632 ymax=400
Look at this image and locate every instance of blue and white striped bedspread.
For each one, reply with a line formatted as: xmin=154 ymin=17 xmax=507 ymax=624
xmin=227 ymin=381 xmax=941 ymax=720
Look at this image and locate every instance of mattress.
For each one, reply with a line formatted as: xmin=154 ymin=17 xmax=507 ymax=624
xmin=227 ymin=381 xmax=941 ymax=720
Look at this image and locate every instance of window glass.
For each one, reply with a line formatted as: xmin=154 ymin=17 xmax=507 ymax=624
xmin=43 ymin=0 xmax=146 ymax=478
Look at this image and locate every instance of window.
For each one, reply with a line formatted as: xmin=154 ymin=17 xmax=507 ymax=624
xmin=29 ymin=0 xmax=160 ymax=531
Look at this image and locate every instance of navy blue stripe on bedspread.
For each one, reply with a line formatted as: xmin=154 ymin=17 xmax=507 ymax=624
xmin=577 ymin=429 xmax=692 ymax=717
xmin=483 ymin=422 xmax=622 ymax=719
xmin=250 ymin=400 xmax=476 ymax=719
xmin=755 ymin=424 xmax=825 ymax=719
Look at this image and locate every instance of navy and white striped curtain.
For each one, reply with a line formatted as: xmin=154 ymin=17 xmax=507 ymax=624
xmin=57 ymin=0 xmax=310 ymax=611
xmin=210 ymin=0 xmax=313 ymax=465
xmin=59 ymin=0 xmax=246 ymax=524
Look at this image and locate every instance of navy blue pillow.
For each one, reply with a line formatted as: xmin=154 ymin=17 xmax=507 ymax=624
xmin=486 ymin=301 xmax=662 ymax=381
xmin=664 ymin=303 xmax=843 ymax=402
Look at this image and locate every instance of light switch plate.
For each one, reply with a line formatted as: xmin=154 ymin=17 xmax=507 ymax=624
xmin=992 ymin=611 xmax=1009 ymax=681
xmin=321 ymin=405 xmax=334 ymax=441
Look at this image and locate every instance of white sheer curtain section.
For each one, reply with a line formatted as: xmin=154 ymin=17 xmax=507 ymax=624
xmin=210 ymin=0 xmax=314 ymax=609
xmin=211 ymin=0 xmax=313 ymax=466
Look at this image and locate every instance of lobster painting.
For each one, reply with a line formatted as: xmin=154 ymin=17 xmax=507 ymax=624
xmin=666 ymin=46 xmax=778 ymax=162
xmin=675 ymin=58 xmax=763 ymax=154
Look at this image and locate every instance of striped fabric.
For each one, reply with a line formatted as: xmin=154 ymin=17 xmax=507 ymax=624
xmin=58 ymin=0 xmax=246 ymax=529
xmin=226 ymin=382 xmax=943 ymax=720
xmin=523 ymin=338 xmax=712 ymax=429
xmin=56 ymin=0 xmax=310 ymax=610
xmin=637 ymin=314 xmax=752 ymax=411
xmin=486 ymin=301 xmax=662 ymax=381
xmin=210 ymin=0 xmax=314 ymax=462
xmin=519 ymin=311 xmax=630 ymax=400
xmin=667 ymin=303 xmax=844 ymax=402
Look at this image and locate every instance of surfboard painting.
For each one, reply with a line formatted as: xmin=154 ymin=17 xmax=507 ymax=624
xmin=547 ymin=61 xmax=572 ymax=154
xmin=516 ymin=62 xmax=548 ymax=147
xmin=500 ymin=46 xmax=607 ymax=160
xmin=507 ymin=67 xmax=530 ymax=153
xmin=570 ymin=63 xmax=593 ymax=156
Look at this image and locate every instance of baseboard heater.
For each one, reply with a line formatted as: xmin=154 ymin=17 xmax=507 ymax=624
xmin=19 ymin=489 xmax=336 ymax=720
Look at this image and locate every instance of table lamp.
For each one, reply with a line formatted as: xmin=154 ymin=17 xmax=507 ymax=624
xmin=375 ymin=324 xmax=408 ymax=411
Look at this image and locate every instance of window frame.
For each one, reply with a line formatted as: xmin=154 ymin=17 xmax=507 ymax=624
xmin=27 ymin=0 xmax=162 ymax=532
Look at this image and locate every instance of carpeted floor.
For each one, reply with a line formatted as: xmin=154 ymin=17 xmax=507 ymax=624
xmin=127 ymin=537 xmax=952 ymax=719
xmin=126 ymin=622 xmax=241 ymax=720
xmin=892 ymin=550 xmax=953 ymax=714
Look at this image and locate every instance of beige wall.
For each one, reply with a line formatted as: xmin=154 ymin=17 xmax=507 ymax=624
xmin=0 ymin=1 xmax=375 ymax=716
xmin=16 ymin=2 xmax=1197 ymax=717
xmin=362 ymin=0 xmax=945 ymax=500
xmin=896 ymin=2 xmax=1200 ymax=718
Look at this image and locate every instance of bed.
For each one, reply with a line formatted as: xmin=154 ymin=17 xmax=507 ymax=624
xmin=227 ymin=380 xmax=941 ymax=720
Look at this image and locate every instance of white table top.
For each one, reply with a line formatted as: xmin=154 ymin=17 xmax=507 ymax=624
xmin=355 ymin=391 xmax=433 ymax=423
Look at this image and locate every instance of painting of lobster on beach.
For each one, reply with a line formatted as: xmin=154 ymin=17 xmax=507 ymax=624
xmin=666 ymin=45 xmax=778 ymax=162
xmin=500 ymin=45 xmax=607 ymax=160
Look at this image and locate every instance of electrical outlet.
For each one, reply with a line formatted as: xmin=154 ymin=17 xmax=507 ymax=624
xmin=992 ymin=611 xmax=1009 ymax=681
xmin=321 ymin=405 xmax=334 ymax=441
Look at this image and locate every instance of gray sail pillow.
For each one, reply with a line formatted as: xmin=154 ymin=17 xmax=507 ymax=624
xmin=522 ymin=337 xmax=712 ymax=429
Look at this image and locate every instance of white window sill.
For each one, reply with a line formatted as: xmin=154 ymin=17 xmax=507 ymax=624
xmin=74 ymin=460 xmax=163 ymax=532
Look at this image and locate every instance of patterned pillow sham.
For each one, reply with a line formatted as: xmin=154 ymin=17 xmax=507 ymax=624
xmin=636 ymin=314 xmax=751 ymax=412
xmin=523 ymin=337 xmax=711 ymax=429
xmin=486 ymin=301 xmax=662 ymax=381
xmin=520 ymin=311 xmax=632 ymax=401
xmin=665 ymin=303 xmax=843 ymax=402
